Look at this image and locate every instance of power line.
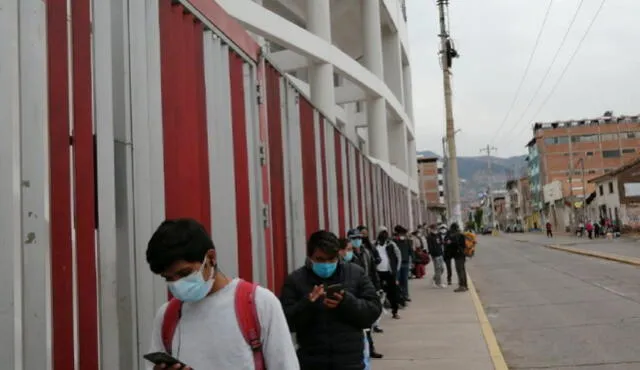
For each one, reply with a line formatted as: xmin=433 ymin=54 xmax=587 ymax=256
xmin=490 ymin=0 xmax=554 ymax=143
xmin=512 ymin=0 xmax=607 ymax=140
xmin=495 ymin=0 xmax=586 ymax=142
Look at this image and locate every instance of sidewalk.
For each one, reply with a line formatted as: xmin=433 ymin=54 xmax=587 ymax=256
xmin=372 ymin=278 xmax=501 ymax=370
xmin=501 ymin=232 xmax=640 ymax=259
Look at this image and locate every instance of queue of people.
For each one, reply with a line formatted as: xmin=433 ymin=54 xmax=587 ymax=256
xmin=142 ymin=218 xmax=469 ymax=369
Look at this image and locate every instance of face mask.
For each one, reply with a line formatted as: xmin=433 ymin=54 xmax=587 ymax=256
xmin=312 ymin=261 xmax=338 ymax=278
xmin=351 ymin=239 xmax=362 ymax=248
xmin=168 ymin=256 xmax=215 ymax=302
xmin=344 ymin=251 xmax=354 ymax=262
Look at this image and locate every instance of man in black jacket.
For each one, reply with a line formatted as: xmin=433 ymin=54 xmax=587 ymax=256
xmin=445 ymin=223 xmax=468 ymax=292
xmin=393 ymin=225 xmax=414 ymax=302
xmin=357 ymin=225 xmax=381 ymax=265
xmin=280 ymin=230 xmax=382 ymax=370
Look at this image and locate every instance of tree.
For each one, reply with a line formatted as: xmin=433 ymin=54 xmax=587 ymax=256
xmin=474 ymin=209 xmax=484 ymax=228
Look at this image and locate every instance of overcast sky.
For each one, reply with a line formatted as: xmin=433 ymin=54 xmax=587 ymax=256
xmin=406 ymin=0 xmax=640 ymax=158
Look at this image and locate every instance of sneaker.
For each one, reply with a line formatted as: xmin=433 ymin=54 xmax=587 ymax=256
xmin=454 ymin=287 xmax=467 ymax=293
xmin=405 ymin=297 xmax=412 ymax=302
xmin=370 ymin=352 xmax=384 ymax=359
xmin=392 ymin=313 xmax=401 ymax=319
xmin=373 ymin=326 xmax=384 ymax=333
xmin=439 ymin=283 xmax=447 ymax=288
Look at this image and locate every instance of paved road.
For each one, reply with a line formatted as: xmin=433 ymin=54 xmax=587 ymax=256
xmin=468 ymin=235 xmax=640 ymax=370
xmin=505 ymin=232 xmax=640 ymax=259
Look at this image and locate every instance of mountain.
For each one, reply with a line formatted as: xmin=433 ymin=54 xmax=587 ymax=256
xmin=417 ymin=150 xmax=528 ymax=203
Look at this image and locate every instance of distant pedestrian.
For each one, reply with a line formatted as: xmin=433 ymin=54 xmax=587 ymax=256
xmin=427 ymin=224 xmax=446 ymax=288
xmin=445 ymin=223 xmax=468 ymax=292
xmin=546 ymin=222 xmax=553 ymax=238
xmin=280 ymin=230 xmax=382 ymax=370
xmin=375 ymin=227 xmax=402 ymax=319
xmin=586 ymin=221 xmax=594 ymax=239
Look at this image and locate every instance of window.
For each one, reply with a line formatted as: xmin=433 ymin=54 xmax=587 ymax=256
xmin=355 ymin=101 xmax=362 ymax=113
xmin=439 ymin=191 xmax=444 ymax=197
xmin=586 ymin=151 xmax=594 ymax=156
xmin=571 ymin=134 xmax=598 ymax=143
xmin=333 ymin=73 xmax=341 ymax=87
xmin=608 ymin=182 xmax=614 ymax=194
xmin=599 ymin=185 xmax=604 ymax=196
xmin=544 ymin=136 xmax=569 ymax=145
xmin=622 ymin=148 xmax=636 ymax=154
xmin=622 ymin=132 xmax=636 ymax=139
xmin=600 ymin=133 xmax=618 ymax=141
xmin=603 ymin=150 xmax=621 ymax=158
xmin=588 ymin=170 xmax=597 ymax=175
xmin=437 ymin=168 xmax=443 ymax=174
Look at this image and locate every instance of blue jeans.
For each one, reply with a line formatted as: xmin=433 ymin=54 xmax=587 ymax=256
xmin=398 ymin=263 xmax=410 ymax=300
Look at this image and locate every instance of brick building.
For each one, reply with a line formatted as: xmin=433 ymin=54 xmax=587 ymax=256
xmin=417 ymin=157 xmax=446 ymax=224
xmin=526 ymin=113 xmax=640 ymax=224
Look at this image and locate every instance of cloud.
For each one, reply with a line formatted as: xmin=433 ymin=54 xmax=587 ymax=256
xmin=407 ymin=0 xmax=640 ymax=157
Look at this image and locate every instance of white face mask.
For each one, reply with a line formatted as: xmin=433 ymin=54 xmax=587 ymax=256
xmin=168 ymin=256 xmax=215 ymax=302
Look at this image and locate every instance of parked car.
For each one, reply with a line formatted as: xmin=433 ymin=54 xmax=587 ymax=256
xmin=481 ymin=226 xmax=493 ymax=235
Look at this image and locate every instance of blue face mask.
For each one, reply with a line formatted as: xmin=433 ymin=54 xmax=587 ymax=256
xmin=168 ymin=257 xmax=215 ymax=302
xmin=351 ymin=239 xmax=362 ymax=248
xmin=344 ymin=251 xmax=354 ymax=262
xmin=311 ymin=261 xmax=338 ymax=278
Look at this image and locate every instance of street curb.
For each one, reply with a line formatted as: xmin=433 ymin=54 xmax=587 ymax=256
xmin=468 ymin=276 xmax=509 ymax=370
xmin=545 ymin=244 xmax=640 ymax=267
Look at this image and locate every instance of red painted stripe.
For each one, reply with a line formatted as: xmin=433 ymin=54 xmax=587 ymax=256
xmin=369 ymin=162 xmax=376 ymax=233
xmin=356 ymin=153 xmax=363 ymax=227
xmin=265 ymin=65 xmax=287 ymax=293
xmin=299 ymin=98 xmax=319 ymax=238
xmin=71 ymin=0 xmax=99 ymax=366
xmin=335 ymin=130 xmax=345 ymax=236
xmin=47 ymin=0 xmax=75 ymax=368
xmin=159 ymin=3 xmax=211 ymax=225
xmin=257 ymin=61 xmax=275 ymax=290
xmin=344 ymin=144 xmax=351 ymax=230
xmin=229 ymin=51 xmax=254 ymax=281
xmin=185 ymin=0 xmax=260 ymax=61
xmin=319 ymin=119 xmax=330 ymax=230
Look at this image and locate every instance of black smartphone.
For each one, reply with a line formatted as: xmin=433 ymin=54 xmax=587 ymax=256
xmin=326 ymin=283 xmax=344 ymax=298
xmin=143 ymin=352 xmax=187 ymax=368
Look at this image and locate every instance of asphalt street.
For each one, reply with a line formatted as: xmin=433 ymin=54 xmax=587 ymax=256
xmin=468 ymin=235 xmax=640 ymax=370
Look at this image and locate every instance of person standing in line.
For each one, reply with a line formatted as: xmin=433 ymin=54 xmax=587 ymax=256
xmin=280 ymin=230 xmax=382 ymax=370
xmin=393 ymin=225 xmax=414 ymax=303
xmin=445 ymin=223 xmax=468 ymax=292
xmin=586 ymin=221 xmax=594 ymax=239
xmin=340 ymin=233 xmax=384 ymax=358
xmin=427 ymin=224 xmax=446 ymax=288
xmin=357 ymin=225 xmax=384 ymax=334
xmin=144 ymin=218 xmax=299 ymax=370
xmin=375 ymin=227 xmax=401 ymax=319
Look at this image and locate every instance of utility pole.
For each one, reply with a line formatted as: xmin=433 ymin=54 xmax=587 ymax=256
xmin=442 ymin=136 xmax=450 ymax=223
xmin=481 ymin=145 xmax=497 ymax=229
xmin=437 ymin=0 xmax=461 ymax=225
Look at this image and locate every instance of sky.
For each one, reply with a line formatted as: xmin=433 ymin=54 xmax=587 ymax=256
xmin=406 ymin=0 xmax=640 ymax=158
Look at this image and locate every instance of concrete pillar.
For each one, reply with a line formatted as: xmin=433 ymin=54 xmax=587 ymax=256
xmin=382 ymin=30 xmax=404 ymax=104
xmin=362 ymin=0 xmax=389 ymax=162
xmin=408 ymin=138 xmax=418 ymax=179
xmin=403 ymin=64 xmax=414 ymax=121
xmin=307 ymin=0 xmax=336 ymax=121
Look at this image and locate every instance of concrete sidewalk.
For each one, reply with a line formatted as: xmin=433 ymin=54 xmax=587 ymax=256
xmin=371 ymin=277 xmax=503 ymax=370
xmin=502 ymin=232 xmax=640 ymax=259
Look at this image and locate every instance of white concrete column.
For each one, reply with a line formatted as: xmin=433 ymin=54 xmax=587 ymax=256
xmin=362 ymin=0 xmax=389 ymax=162
xmin=382 ymin=30 xmax=404 ymax=104
xmin=403 ymin=64 xmax=414 ymax=122
xmin=307 ymin=0 xmax=336 ymax=121
xmin=408 ymin=138 xmax=418 ymax=180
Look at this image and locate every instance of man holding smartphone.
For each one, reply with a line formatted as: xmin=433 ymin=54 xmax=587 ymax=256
xmin=144 ymin=218 xmax=298 ymax=370
xmin=280 ymin=230 xmax=382 ymax=370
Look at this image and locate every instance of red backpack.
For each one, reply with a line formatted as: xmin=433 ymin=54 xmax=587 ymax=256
xmin=161 ymin=279 xmax=266 ymax=369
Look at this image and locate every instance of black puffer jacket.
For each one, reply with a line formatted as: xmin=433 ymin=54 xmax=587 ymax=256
xmin=280 ymin=262 xmax=382 ymax=370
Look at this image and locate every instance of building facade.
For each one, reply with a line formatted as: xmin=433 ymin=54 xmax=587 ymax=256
xmin=589 ymin=157 xmax=640 ymax=230
xmin=417 ymin=157 xmax=445 ymax=224
xmin=527 ymin=113 xmax=640 ymax=228
xmin=218 ymin=0 xmax=419 ymax=197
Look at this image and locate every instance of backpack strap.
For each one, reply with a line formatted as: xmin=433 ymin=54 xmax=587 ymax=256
xmin=235 ymin=280 xmax=266 ymax=370
xmin=161 ymin=298 xmax=183 ymax=355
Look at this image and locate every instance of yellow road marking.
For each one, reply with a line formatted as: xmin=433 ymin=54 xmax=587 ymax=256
xmin=545 ymin=244 xmax=640 ymax=267
xmin=468 ymin=276 xmax=509 ymax=370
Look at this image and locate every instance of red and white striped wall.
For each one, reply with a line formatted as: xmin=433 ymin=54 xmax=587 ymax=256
xmin=0 ymin=0 xmax=422 ymax=369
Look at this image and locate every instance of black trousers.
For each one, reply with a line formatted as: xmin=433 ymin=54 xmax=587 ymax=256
xmin=546 ymin=229 xmax=553 ymax=237
xmin=366 ymin=330 xmax=376 ymax=353
xmin=454 ymin=256 xmax=467 ymax=288
xmin=444 ymin=255 xmax=453 ymax=284
xmin=378 ymin=271 xmax=400 ymax=314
